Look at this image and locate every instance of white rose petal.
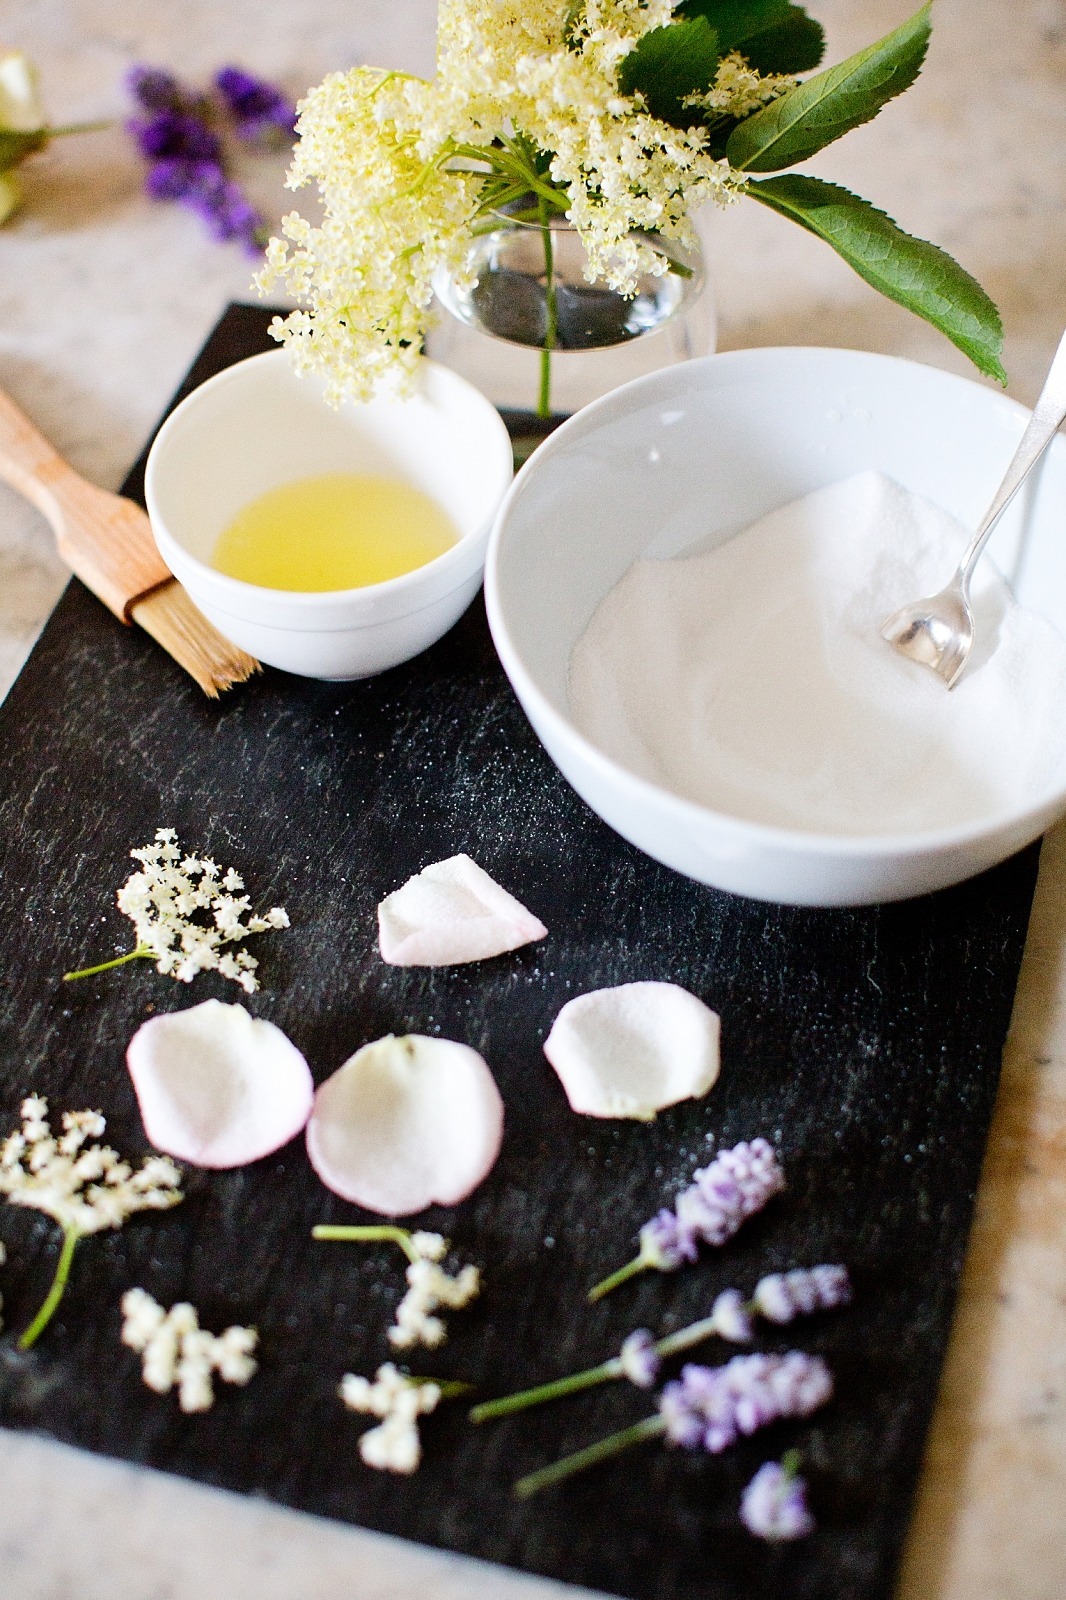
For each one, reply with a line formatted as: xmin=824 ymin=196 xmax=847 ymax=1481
xmin=306 ymin=1034 xmax=504 ymax=1216
xmin=543 ymin=981 xmax=721 ymax=1120
xmin=377 ymin=854 xmax=547 ymax=967
xmin=126 ymin=999 xmax=314 ymax=1168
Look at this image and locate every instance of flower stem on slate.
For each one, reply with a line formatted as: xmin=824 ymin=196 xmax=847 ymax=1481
xmin=471 ymin=1311 xmax=728 ymax=1422
xmin=63 ymin=946 xmax=154 ymax=981
xmin=587 ymin=1251 xmax=651 ymax=1302
xmin=312 ymin=1223 xmax=422 ymax=1263
xmin=515 ymin=1415 xmax=666 ymax=1498
xmin=19 ymin=1222 xmax=80 ymax=1349
xmin=472 ymin=1357 xmax=624 ymax=1421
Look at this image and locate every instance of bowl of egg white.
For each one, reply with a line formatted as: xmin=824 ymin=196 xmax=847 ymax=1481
xmin=485 ymin=346 xmax=1066 ymax=906
xmin=145 ymin=350 xmax=513 ymax=680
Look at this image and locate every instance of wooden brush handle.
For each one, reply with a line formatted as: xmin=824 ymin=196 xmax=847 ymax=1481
xmin=0 ymin=384 xmax=173 ymax=621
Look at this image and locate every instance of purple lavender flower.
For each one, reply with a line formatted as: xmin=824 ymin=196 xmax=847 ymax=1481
xmin=126 ymin=66 xmax=189 ymax=114
xmin=740 ymin=1459 xmax=815 ymax=1541
xmin=128 ymin=109 xmax=222 ymax=165
xmin=660 ymin=1351 xmax=832 ymax=1454
xmin=711 ymin=1287 xmax=755 ymax=1344
xmin=753 ymin=1264 xmax=851 ymax=1325
xmin=591 ymin=1138 xmax=785 ymax=1301
xmin=684 ymin=1139 xmax=786 ymax=1248
xmin=215 ymin=67 xmax=295 ymax=143
xmin=637 ymin=1207 xmax=696 ymax=1270
xmin=618 ymin=1328 xmax=660 ymax=1389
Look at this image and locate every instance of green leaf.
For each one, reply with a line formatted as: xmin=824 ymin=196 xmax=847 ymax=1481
xmin=726 ymin=3 xmax=931 ymax=172
xmin=0 ymin=128 xmax=47 ymax=172
xmin=679 ymin=2 xmax=825 ymax=74
xmin=748 ymin=174 xmax=1006 ymax=382
xmin=734 ymin=12 xmax=825 ymax=74
xmin=618 ymin=18 xmax=721 ymax=126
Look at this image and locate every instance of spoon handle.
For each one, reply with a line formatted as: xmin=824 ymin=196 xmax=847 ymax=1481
xmin=958 ymin=327 xmax=1066 ymax=581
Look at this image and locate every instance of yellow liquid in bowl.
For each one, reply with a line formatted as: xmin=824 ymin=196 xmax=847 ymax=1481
xmin=211 ymin=472 xmax=459 ymax=591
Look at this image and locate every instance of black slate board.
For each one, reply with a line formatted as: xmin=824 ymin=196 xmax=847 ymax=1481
xmin=0 ymin=304 xmax=1039 ymax=1600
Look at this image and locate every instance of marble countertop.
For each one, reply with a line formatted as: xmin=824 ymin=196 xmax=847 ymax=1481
xmin=2 ymin=3 xmax=1064 ymax=1596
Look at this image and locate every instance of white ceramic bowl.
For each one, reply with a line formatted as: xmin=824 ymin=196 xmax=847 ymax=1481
xmin=145 ymin=350 xmax=513 ymax=679
xmin=485 ymin=346 xmax=1066 ymax=906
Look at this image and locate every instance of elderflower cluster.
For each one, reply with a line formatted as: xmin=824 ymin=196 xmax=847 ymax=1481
xmin=260 ymin=0 xmax=779 ymax=402
xmin=121 ymin=1288 xmax=258 ymax=1412
xmin=0 ymin=1096 xmax=182 ymax=1234
xmin=116 ymin=828 xmax=289 ymax=992
xmin=683 ymin=51 xmax=796 ymax=120
xmin=388 ymin=1230 xmax=480 ymax=1350
xmin=340 ymin=1362 xmax=441 ymax=1474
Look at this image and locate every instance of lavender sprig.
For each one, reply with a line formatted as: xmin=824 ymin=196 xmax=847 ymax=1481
xmin=471 ymin=1264 xmax=849 ymax=1423
xmin=588 ymin=1138 xmax=786 ymax=1301
xmin=514 ymin=1350 xmax=832 ymax=1498
xmin=125 ymin=63 xmax=276 ymax=255
xmin=740 ymin=1451 xmax=815 ymax=1541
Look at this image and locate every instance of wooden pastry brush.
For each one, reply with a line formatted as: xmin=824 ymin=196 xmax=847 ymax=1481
xmin=0 ymin=385 xmax=260 ymax=696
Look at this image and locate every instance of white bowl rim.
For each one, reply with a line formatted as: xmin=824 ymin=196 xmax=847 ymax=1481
xmin=485 ymin=343 xmax=1066 ymax=862
xmin=145 ymin=348 xmax=514 ymax=609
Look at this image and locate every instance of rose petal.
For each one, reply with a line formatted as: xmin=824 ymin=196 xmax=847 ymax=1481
xmin=306 ymin=1034 xmax=504 ymax=1216
xmin=377 ymin=854 xmax=547 ymax=967
xmin=127 ymin=998 xmax=314 ymax=1167
xmin=543 ymin=981 xmax=721 ymax=1120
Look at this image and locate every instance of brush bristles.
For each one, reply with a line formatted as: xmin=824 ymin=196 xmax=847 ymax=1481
xmin=131 ymin=582 xmax=260 ymax=698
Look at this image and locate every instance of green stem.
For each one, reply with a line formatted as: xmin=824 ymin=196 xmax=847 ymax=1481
xmin=587 ymin=1252 xmax=650 ymax=1303
xmin=48 ymin=119 xmax=111 ymax=138
xmin=18 ymin=1224 xmax=81 ymax=1350
xmin=655 ymin=1313 xmax=723 ymax=1359
xmin=62 ymin=945 xmax=154 ymax=981
xmin=471 ymin=1310 xmax=728 ymax=1422
xmin=537 ymin=193 xmax=557 ymax=422
xmin=312 ymin=1223 xmax=421 ymax=1263
xmin=423 ymin=1378 xmax=474 ymax=1399
xmin=471 ymin=1357 xmax=623 ymax=1422
xmin=515 ymin=1414 xmax=665 ymax=1498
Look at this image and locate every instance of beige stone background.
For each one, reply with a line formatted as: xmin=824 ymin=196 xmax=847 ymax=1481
xmin=1 ymin=2 xmax=1065 ymax=1597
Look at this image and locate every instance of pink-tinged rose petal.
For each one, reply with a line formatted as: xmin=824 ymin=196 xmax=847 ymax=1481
xmin=377 ymin=854 xmax=547 ymax=967
xmin=543 ymin=981 xmax=721 ymax=1120
xmin=127 ymin=999 xmax=314 ymax=1168
xmin=306 ymin=1034 xmax=504 ymax=1216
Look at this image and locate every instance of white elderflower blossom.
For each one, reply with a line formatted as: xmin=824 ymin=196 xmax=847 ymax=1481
xmin=259 ymin=0 xmax=750 ymax=402
xmin=340 ymin=1362 xmax=441 ymax=1474
xmin=0 ymin=1097 xmax=182 ymax=1237
xmin=389 ymin=1249 xmax=481 ymax=1351
xmin=0 ymin=1097 xmax=183 ymax=1349
xmin=65 ymin=828 xmax=289 ymax=993
xmin=311 ymin=1223 xmax=482 ymax=1350
xmin=683 ymin=51 xmax=796 ymax=120
xmin=121 ymin=1288 xmax=258 ymax=1413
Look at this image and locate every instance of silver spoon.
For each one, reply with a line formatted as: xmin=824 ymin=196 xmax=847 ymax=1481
xmin=881 ymin=327 xmax=1066 ymax=688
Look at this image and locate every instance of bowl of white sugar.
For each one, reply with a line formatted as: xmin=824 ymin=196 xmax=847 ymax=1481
xmin=484 ymin=346 xmax=1066 ymax=906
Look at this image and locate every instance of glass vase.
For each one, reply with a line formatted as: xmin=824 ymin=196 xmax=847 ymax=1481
xmin=425 ymin=213 xmax=714 ymax=445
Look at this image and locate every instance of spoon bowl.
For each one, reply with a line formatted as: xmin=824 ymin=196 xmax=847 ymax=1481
xmin=881 ymin=575 xmax=973 ymax=688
